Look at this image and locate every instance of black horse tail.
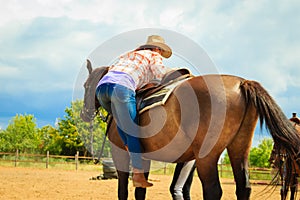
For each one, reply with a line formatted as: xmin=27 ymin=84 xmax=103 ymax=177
xmin=240 ymin=80 xmax=300 ymax=160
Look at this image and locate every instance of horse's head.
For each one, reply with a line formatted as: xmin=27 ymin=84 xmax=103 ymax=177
xmin=80 ymin=60 xmax=108 ymax=122
xmin=294 ymin=123 xmax=300 ymax=133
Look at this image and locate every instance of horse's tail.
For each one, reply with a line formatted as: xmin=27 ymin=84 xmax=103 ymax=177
xmin=240 ymin=80 xmax=300 ymax=160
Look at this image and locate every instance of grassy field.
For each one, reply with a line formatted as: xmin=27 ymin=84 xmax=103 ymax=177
xmin=0 ymin=154 xmax=275 ymax=181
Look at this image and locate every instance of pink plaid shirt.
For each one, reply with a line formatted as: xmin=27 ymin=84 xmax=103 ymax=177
xmin=106 ymin=50 xmax=171 ymax=90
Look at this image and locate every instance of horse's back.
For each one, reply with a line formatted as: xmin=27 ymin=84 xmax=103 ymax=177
xmin=138 ymin=74 xmax=251 ymax=162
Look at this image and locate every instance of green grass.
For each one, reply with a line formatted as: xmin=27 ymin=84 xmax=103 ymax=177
xmin=0 ymin=154 xmax=101 ymax=171
xmin=0 ymin=155 xmax=275 ymax=180
xmin=218 ymin=164 xmax=274 ymax=180
xmin=149 ymin=161 xmax=175 ymax=175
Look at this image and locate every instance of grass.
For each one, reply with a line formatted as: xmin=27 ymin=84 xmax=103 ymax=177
xmin=0 ymin=155 xmax=274 ymax=180
xmin=0 ymin=154 xmax=100 ymax=171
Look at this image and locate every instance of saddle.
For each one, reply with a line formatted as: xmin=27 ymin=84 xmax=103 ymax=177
xmin=136 ymin=68 xmax=192 ymax=113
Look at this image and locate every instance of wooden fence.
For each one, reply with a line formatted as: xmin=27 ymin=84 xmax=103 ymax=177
xmin=0 ymin=150 xmax=273 ymax=180
xmin=0 ymin=150 xmax=89 ymax=170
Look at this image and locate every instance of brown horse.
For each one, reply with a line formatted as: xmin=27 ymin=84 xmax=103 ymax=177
xmin=81 ymin=60 xmax=300 ymax=200
xmin=270 ymin=121 xmax=300 ymax=200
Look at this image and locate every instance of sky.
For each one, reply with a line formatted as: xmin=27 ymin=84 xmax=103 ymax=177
xmin=0 ymin=0 xmax=299 ymax=145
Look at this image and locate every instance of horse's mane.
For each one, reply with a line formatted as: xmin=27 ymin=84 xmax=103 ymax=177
xmin=88 ymin=67 xmax=108 ymax=86
xmin=85 ymin=66 xmax=109 ymax=112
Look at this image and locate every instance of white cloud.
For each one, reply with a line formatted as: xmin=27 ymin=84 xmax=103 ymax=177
xmin=0 ymin=66 xmax=21 ymax=78
xmin=159 ymin=9 xmax=184 ymax=27
xmin=0 ymin=17 xmax=98 ymax=94
xmin=0 ymin=0 xmax=300 ymax=127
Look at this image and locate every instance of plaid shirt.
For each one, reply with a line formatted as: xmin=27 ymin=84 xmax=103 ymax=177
xmin=108 ymin=50 xmax=171 ymax=90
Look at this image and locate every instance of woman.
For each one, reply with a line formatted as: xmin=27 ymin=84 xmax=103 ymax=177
xmin=96 ymin=35 xmax=172 ymax=188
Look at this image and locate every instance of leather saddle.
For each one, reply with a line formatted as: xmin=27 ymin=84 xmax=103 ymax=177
xmin=136 ymin=68 xmax=192 ymax=112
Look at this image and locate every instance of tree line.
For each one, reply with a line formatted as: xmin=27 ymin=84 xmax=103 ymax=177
xmin=0 ymin=100 xmax=274 ymax=167
xmin=0 ymin=100 xmax=110 ymax=157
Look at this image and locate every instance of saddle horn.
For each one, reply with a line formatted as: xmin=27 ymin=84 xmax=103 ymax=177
xmin=86 ymin=59 xmax=93 ymax=74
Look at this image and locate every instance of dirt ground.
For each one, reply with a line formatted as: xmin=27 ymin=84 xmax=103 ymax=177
xmin=0 ymin=166 xmax=283 ymax=199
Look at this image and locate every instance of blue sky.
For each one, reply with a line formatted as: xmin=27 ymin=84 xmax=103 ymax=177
xmin=1 ymin=0 xmax=300 ymax=145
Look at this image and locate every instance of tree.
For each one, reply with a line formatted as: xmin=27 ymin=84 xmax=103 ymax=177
xmin=249 ymin=138 xmax=273 ymax=168
xmin=37 ymin=125 xmax=61 ymax=154
xmin=73 ymin=101 xmax=110 ymax=157
xmin=56 ymin=105 xmax=84 ymax=155
xmin=222 ymin=150 xmax=231 ymax=165
xmin=0 ymin=114 xmax=39 ymax=153
xmin=0 ymin=129 xmax=7 ymax=152
xmin=53 ymin=100 xmax=110 ymax=156
xmin=221 ymin=138 xmax=274 ymax=168
xmin=0 ymin=101 xmax=110 ymax=157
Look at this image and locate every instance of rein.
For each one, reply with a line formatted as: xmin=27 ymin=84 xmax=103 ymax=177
xmin=94 ymin=114 xmax=112 ymax=164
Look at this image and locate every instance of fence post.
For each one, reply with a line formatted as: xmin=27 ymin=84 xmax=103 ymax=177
xmin=46 ymin=151 xmax=49 ymax=169
xmin=220 ymin=163 xmax=223 ymax=178
xmin=249 ymin=167 xmax=251 ymax=178
xmin=75 ymin=151 xmax=79 ymax=171
xmin=15 ymin=149 xmax=19 ymax=167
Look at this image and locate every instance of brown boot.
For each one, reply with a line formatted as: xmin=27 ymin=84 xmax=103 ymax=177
xmin=132 ymin=168 xmax=153 ymax=188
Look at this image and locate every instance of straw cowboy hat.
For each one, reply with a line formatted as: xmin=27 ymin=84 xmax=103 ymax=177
xmin=136 ymin=35 xmax=172 ymax=58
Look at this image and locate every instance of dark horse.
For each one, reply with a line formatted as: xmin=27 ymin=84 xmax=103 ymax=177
xmin=270 ymin=119 xmax=300 ymax=200
xmin=81 ymin=60 xmax=300 ymax=200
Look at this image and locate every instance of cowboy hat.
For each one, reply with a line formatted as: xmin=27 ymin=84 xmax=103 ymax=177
xmin=136 ymin=35 xmax=172 ymax=58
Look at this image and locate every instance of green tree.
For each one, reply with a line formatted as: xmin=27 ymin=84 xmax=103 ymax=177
xmin=53 ymin=100 xmax=110 ymax=156
xmin=72 ymin=100 xmax=110 ymax=157
xmin=53 ymin=104 xmax=84 ymax=156
xmin=249 ymin=138 xmax=273 ymax=168
xmin=0 ymin=114 xmax=39 ymax=153
xmin=221 ymin=138 xmax=274 ymax=168
xmin=0 ymin=128 xmax=7 ymax=151
xmin=37 ymin=125 xmax=61 ymax=154
xmin=0 ymin=101 xmax=110 ymax=156
xmin=221 ymin=150 xmax=231 ymax=165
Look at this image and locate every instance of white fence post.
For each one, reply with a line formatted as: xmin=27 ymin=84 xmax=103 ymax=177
xmin=75 ymin=151 xmax=79 ymax=170
xmin=14 ymin=149 xmax=19 ymax=167
xmin=46 ymin=151 xmax=49 ymax=169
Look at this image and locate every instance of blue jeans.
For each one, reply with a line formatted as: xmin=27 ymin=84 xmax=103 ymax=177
xmin=96 ymin=83 xmax=143 ymax=169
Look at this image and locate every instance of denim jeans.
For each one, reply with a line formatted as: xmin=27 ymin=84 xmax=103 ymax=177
xmin=96 ymin=83 xmax=143 ymax=169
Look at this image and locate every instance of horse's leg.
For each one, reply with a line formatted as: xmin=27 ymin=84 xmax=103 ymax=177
xmin=116 ymin=170 xmax=129 ymax=200
xmin=135 ymin=159 xmax=151 ymax=200
xmin=227 ymin=144 xmax=252 ymax=200
xmin=111 ymin=144 xmax=130 ymax=200
xmin=289 ymin=174 xmax=297 ymax=200
xmin=116 ymin=169 xmax=151 ymax=200
xmin=227 ymin=143 xmax=251 ymax=200
xmin=281 ymin=185 xmax=288 ymax=200
xmin=111 ymin=143 xmax=149 ymax=200
xmin=280 ymin=161 xmax=288 ymax=200
xmin=134 ymin=171 xmax=149 ymax=200
xmin=196 ymin=157 xmax=222 ymax=200
xmin=226 ymin=108 xmax=257 ymax=200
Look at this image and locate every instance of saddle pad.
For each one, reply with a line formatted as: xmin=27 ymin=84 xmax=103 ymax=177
xmin=138 ymin=77 xmax=191 ymax=114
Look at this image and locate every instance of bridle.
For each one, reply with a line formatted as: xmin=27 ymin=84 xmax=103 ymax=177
xmin=81 ymin=65 xmax=109 ymax=123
